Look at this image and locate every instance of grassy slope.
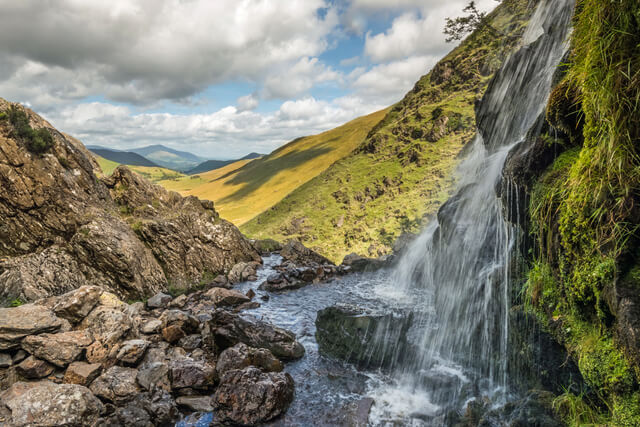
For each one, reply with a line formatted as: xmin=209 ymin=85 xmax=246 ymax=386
xmin=156 ymin=109 xmax=389 ymax=225
xmin=94 ymin=154 xmax=185 ymax=181
xmin=242 ymin=0 xmax=538 ymax=263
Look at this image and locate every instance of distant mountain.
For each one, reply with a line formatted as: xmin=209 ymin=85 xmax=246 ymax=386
xmin=90 ymin=148 xmax=158 ymax=168
xmin=187 ymin=152 xmax=263 ymax=175
xmin=129 ymin=145 xmax=205 ymax=171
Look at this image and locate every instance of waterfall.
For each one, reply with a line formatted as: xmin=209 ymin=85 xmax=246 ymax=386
xmin=370 ymin=0 xmax=575 ymax=420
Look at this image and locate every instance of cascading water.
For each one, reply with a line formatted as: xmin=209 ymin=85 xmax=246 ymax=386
xmin=369 ymin=0 xmax=575 ymax=422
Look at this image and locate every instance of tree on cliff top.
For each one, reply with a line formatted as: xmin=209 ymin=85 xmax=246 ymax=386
xmin=444 ymin=0 xmax=503 ymax=42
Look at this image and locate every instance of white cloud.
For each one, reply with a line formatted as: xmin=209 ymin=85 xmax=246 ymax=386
xmin=263 ymin=57 xmax=341 ymax=99
xmin=0 ymin=0 xmax=337 ymax=108
xmin=364 ymin=0 xmax=497 ymax=63
xmin=236 ymin=94 xmax=259 ymax=112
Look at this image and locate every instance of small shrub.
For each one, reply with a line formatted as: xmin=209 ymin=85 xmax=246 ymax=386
xmin=0 ymin=112 xmax=7 ymax=120
xmin=6 ymin=106 xmax=54 ymax=154
xmin=9 ymin=298 xmax=24 ymax=307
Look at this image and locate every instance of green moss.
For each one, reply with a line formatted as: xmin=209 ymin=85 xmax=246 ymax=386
xmin=9 ymin=298 xmax=24 ymax=307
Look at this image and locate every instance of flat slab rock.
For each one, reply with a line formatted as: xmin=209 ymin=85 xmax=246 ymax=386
xmin=0 ymin=305 xmax=65 ymax=350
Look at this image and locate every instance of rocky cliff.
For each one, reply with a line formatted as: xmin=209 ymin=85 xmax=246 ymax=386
xmin=0 ymin=99 xmax=260 ymax=304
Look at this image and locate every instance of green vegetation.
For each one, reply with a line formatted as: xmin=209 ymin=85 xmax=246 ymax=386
xmin=524 ymin=1 xmax=640 ymax=424
xmin=242 ymin=0 xmax=536 ymax=262
xmin=9 ymin=298 xmax=24 ymax=307
xmin=94 ymin=154 xmax=185 ymax=182
xmin=4 ymin=106 xmax=54 ymax=154
xmin=158 ymin=109 xmax=389 ymax=225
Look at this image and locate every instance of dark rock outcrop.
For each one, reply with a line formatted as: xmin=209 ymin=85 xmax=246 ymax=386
xmin=316 ymin=304 xmax=414 ymax=368
xmin=0 ymin=99 xmax=260 ymax=304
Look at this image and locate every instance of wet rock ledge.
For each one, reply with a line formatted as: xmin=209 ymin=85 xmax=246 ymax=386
xmin=0 ymin=285 xmax=303 ymax=426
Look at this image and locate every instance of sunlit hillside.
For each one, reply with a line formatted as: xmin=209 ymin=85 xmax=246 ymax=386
xmin=156 ymin=108 xmax=389 ymax=224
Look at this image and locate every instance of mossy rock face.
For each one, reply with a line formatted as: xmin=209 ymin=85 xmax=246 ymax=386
xmin=545 ymin=78 xmax=583 ymax=144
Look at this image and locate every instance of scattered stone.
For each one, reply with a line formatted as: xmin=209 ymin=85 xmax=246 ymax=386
xmin=116 ymin=339 xmax=149 ymax=365
xmin=147 ymin=292 xmax=173 ymax=309
xmin=1 ymin=381 xmax=104 ymax=427
xmin=0 ymin=305 xmax=65 ymax=350
xmin=213 ymin=367 xmax=294 ymax=425
xmin=141 ymin=319 xmax=162 ymax=334
xmin=204 ymin=287 xmax=250 ymax=307
xmin=90 ymin=366 xmax=140 ymax=403
xmin=169 ymin=357 xmax=216 ymax=390
xmin=63 ymin=361 xmax=102 ymax=386
xmin=235 ymin=301 xmax=261 ymax=312
xmin=162 ymin=325 xmax=186 ymax=344
xmin=169 ymin=294 xmax=188 ymax=308
xmin=0 ymin=353 xmax=11 ymax=368
xmin=216 ymin=343 xmax=283 ymax=376
xmin=246 ymin=289 xmax=256 ymax=299
xmin=176 ymin=395 xmax=214 ymax=412
xmin=21 ymin=330 xmax=93 ymax=367
xmin=209 ymin=309 xmax=304 ymax=360
xmin=178 ymin=334 xmax=202 ymax=351
xmin=341 ymin=253 xmax=389 ymax=272
xmin=137 ymin=362 xmax=170 ymax=392
xmin=16 ymin=356 xmax=54 ymax=379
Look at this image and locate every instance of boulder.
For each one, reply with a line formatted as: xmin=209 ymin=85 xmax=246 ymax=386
xmin=116 ymin=339 xmax=149 ymax=365
xmin=147 ymin=292 xmax=172 ymax=309
xmin=0 ymin=381 xmax=103 ymax=427
xmin=49 ymin=286 xmax=104 ymax=323
xmin=178 ymin=334 xmax=203 ymax=351
xmin=315 ymin=304 xmax=413 ymax=368
xmin=0 ymin=305 xmax=64 ymax=350
xmin=252 ymin=238 xmax=282 ymax=255
xmin=162 ymin=325 xmax=186 ymax=344
xmin=341 ymin=253 xmax=389 ymax=272
xmin=90 ymin=366 xmax=140 ymax=403
xmin=169 ymin=357 xmax=216 ymax=390
xmin=63 ymin=362 xmax=102 ymax=387
xmin=79 ymin=305 xmax=131 ymax=345
xmin=16 ymin=356 xmax=54 ymax=379
xmin=280 ymin=240 xmax=333 ymax=266
xmin=204 ymin=287 xmax=250 ymax=307
xmin=21 ymin=330 xmax=93 ymax=367
xmin=100 ymin=390 xmax=179 ymax=427
xmin=227 ymin=262 xmax=259 ymax=284
xmin=216 ymin=343 xmax=283 ymax=376
xmin=208 ymin=309 xmax=305 ymax=360
xmin=213 ymin=367 xmax=294 ymax=425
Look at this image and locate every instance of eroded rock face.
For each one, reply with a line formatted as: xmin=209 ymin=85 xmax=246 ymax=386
xmin=213 ymin=367 xmax=294 ymax=425
xmin=0 ymin=381 xmax=104 ymax=427
xmin=0 ymin=99 xmax=260 ymax=304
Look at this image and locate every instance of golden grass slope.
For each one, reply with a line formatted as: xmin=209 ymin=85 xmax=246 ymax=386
xmin=94 ymin=154 xmax=185 ymax=181
xmin=156 ymin=108 xmax=389 ymax=225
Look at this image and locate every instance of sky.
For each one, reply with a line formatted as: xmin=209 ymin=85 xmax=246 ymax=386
xmin=0 ymin=0 xmax=497 ymax=159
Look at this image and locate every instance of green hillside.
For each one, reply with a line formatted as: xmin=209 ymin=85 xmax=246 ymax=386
xmin=242 ymin=0 xmax=539 ymax=263
xmin=94 ymin=154 xmax=185 ymax=182
xmin=156 ymin=109 xmax=388 ymax=225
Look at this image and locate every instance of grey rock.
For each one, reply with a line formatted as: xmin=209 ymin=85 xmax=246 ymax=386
xmin=141 ymin=319 xmax=162 ymax=334
xmin=0 ymin=353 xmax=11 ymax=368
xmin=90 ymin=366 xmax=140 ymax=403
xmin=137 ymin=362 xmax=170 ymax=392
xmin=178 ymin=334 xmax=202 ymax=351
xmin=147 ymin=292 xmax=172 ymax=309
xmin=216 ymin=343 xmax=283 ymax=376
xmin=51 ymin=286 xmax=104 ymax=323
xmin=21 ymin=330 xmax=93 ymax=367
xmin=116 ymin=339 xmax=149 ymax=365
xmin=169 ymin=357 xmax=216 ymax=390
xmin=209 ymin=309 xmax=304 ymax=360
xmin=213 ymin=367 xmax=294 ymax=425
xmin=176 ymin=395 xmax=214 ymax=412
xmin=0 ymin=381 xmax=103 ymax=427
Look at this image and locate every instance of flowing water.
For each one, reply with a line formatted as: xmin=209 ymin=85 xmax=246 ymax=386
xmin=179 ymin=1 xmax=575 ymax=425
